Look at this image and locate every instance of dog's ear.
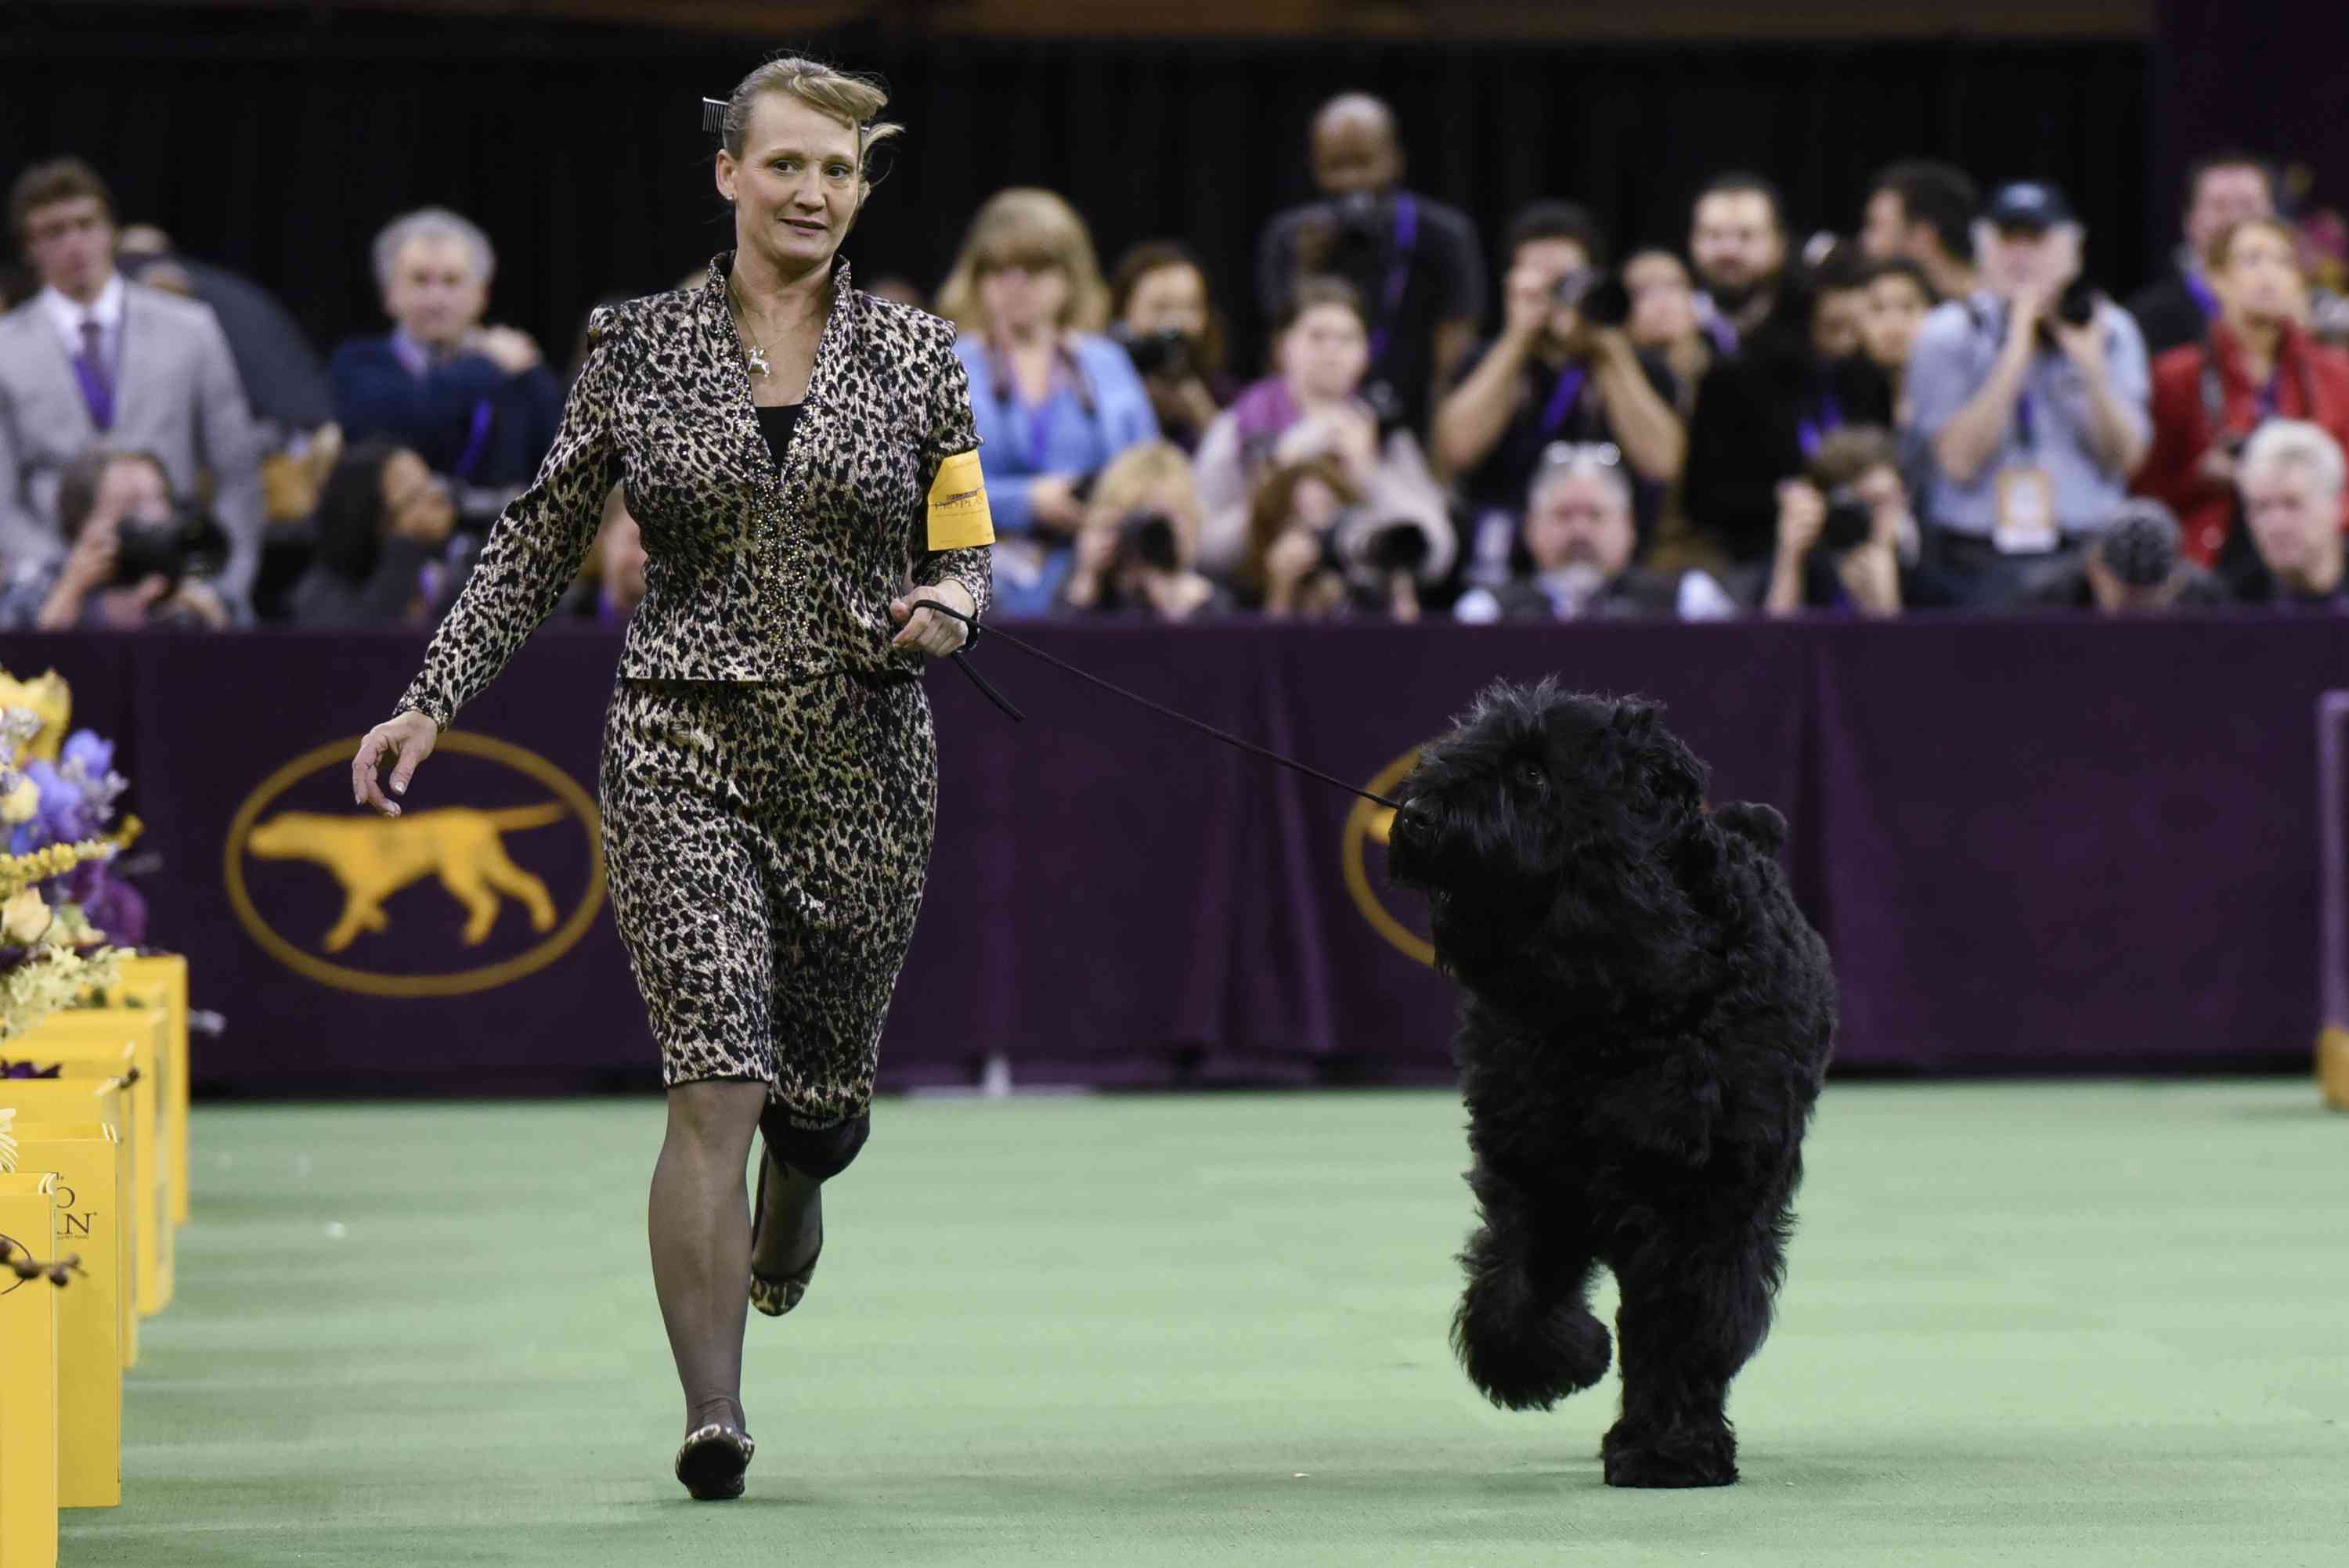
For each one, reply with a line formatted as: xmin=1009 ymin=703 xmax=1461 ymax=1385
xmin=1609 ymin=698 xmax=1660 ymax=740
xmin=1645 ymin=730 xmax=1708 ymax=807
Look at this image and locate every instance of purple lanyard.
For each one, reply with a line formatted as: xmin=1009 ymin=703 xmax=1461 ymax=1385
xmin=1366 ymin=194 xmax=1420 ymax=365
xmin=451 ymin=397 xmax=495 ymax=481
xmin=992 ymin=345 xmax=1088 ymax=470
xmin=1537 ymin=366 xmax=1589 ymax=440
xmin=2185 ymin=269 xmax=2221 ymax=322
xmin=1796 ymin=385 xmax=1844 ymax=459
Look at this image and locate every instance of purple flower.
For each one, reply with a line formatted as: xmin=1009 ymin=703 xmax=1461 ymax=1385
xmin=61 ymin=731 xmax=113 ymax=780
xmin=20 ymin=761 xmax=97 ymax=849
xmin=80 ymin=875 xmax=146 ymax=948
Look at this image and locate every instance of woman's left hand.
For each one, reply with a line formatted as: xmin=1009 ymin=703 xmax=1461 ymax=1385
xmin=889 ymin=580 xmax=975 ymax=656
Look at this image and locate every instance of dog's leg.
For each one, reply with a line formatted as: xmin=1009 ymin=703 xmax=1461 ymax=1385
xmin=1452 ymin=1159 xmax=1611 ymax=1411
xmin=1602 ymin=1233 xmax=1773 ymax=1488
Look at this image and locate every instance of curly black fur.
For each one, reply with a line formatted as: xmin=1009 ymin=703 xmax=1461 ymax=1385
xmin=1387 ymin=681 xmax=1837 ymax=1489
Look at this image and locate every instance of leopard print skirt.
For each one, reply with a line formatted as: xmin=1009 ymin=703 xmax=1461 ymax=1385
xmin=598 ymin=672 xmax=936 ymax=1127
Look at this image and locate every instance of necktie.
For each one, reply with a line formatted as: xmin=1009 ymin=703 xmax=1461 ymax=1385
xmin=74 ymin=316 xmax=116 ymax=431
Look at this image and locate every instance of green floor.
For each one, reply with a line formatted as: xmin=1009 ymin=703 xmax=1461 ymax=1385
xmin=63 ymin=1082 xmax=2348 ymax=1567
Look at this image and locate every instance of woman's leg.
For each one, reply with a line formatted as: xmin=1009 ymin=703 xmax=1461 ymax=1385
xmin=649 ymin=1078 xmax=769 ymax=1436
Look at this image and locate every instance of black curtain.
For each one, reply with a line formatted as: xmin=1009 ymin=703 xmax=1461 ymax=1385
xmin=7 ymin=5 xmax=2149 ymax=378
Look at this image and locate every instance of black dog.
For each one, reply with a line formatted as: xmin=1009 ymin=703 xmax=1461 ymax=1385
xmin=1386 ymin=683 xmax=1836 ymax=1488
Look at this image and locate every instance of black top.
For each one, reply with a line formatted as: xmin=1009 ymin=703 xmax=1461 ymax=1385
xmin=1449 ymin=338 xmax=1681 ymax=537
xmin=756 ymin=402 xmax=804 ymax=471
xmin=2125 ymin=271 xmax=2216 ymax=361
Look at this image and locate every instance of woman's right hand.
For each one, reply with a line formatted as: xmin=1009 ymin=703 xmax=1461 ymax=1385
xmin=352 ymin=711 xmax=439 ymax=817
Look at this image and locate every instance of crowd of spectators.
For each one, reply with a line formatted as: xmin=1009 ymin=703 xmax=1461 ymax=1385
xmin=5 ymin=96 xmax=2348 ymax=636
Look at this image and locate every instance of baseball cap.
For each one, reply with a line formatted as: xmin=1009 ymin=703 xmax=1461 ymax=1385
xmin=1984 ymin=181 xmax=2075 ymax=232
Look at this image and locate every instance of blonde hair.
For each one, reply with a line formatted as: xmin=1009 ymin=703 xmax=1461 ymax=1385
xmin=936 ymin=189 xmax=1111 ymax=337
xmin=1084 ymin=441 xmax=1200 ymax=536
xmin=718 ymin=57 xmax=902 ymax=190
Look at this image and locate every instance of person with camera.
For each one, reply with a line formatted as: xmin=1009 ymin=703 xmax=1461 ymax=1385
xmin=1193 ymin=277 xmax=1454 ymax=600
xmin=1907 ymin=181 xmax=2152 ymax=605
xmin=331 ymin=207 xmax=564 ymax=532
xmin=1107 ymin=242 xmax=1234 ymax=456
xmin=1059 ymin=440 xmax=1232 ymax=621
xmin=2134 ymin=217 xmax=2349 ymax=583
xmin=289 ymin=439 xmax=475 ymax=628
xmin=0 ymin=445 xmax=231 ymax=630
xmin=1255 ymin=93 xmax=1484 ymax=436
xmin=1452 ymin=446 xmax=1735 ymax=624
xmin=1233 ymin=456 xmax=1387 ymax=620
xmin=2022 ymin=498 xmax=2228 ymax=613
xmin=936 ymin=188 xmax=1157 ymax=617
xmin=1434 ymin=204 xmax=1684 ymax=585
xmin=1763 ymin=427 xmax=1965 ymax=616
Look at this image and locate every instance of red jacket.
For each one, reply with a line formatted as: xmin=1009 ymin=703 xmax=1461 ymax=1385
xmin=2136 ymin=320 xmax=2349 ymax=565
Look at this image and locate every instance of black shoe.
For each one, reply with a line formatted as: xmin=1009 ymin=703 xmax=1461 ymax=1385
xmin=674 ymin=1422 xmax=755 ymax=1501
xmin=749 ymin=1155 xmax=822 ymax=1317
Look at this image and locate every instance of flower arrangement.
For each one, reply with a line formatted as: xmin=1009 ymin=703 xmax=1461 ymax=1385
xmin=0 ymin=693 xmax=139 ymax=1044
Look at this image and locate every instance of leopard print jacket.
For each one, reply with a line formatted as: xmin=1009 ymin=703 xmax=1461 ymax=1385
xmin=395 ymin=254 xmax=993 ymax=730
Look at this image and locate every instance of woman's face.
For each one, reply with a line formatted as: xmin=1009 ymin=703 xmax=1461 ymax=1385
xmin=978 ymin=247 xmax=1071 ymax=340
xmin=1123 ymin=263 xmax=1209 ymax=340
xmin=87 ymin=458 xmax=171 ymax=548
xmin=380 ymin=449 xmax=454 ymax=539
xmin=1623 ymin=251 xmax=1698 ymax=348
xmin=1860 ymin=273 xmax=1931 ymax=370
xmin=717 ymin=92 xmax=864 ymax=276
xmin=1282 ymin=303 xmax=1370 ymax=402
xmin=2221 ymin=225 xmax=2307 ymax=325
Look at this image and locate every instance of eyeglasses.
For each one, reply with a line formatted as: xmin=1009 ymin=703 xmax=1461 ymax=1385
xmin=1539 ymin=440 xmax=1622 ymax=470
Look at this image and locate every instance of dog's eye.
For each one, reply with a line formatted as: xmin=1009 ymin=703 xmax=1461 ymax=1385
xmin=1513 ymin=759 xmax=1546 ymax=788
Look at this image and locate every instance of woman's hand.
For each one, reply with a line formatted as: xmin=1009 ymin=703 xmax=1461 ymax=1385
xmin=352 ymin=711 xmax=440 ymax=818
xmin=164 ymin=579 xmax=233 ymax=629
xmin=1027 ymin=475 xmax=1086 ymax=533
xmin=889 ymin=580 xmax=975 ymax=657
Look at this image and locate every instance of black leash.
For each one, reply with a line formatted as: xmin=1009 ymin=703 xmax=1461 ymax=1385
xmin=918 ymin=603 xmax=1404 ymax=811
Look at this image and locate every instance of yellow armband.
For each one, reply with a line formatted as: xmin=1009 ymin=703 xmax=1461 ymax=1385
xmin=926 ymin=448 xmax=995 ymax=550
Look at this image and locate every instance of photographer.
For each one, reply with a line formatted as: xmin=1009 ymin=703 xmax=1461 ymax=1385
xmin=0 ymin=445 xmax=231 ymax=630
xmin=1764 ymin=427 xmax=1958 ymax=616
xmin=290 ymin=439 xmax=474 ymax=628
xmin=1909 ymin=181 xmax=2152 ymax=605
xmin=1059 ymin=441 xmax=1232 ymax=621
xmin=2025 ymin=498 xmax=2227 ymax=613
xmin=1255 ymin=93 xmax=1484 ymax=436
xmin=1434 ymin=204 xmax=1684 ymax=582
xmin=1108 ymin=242 xmax=1233 ymax=455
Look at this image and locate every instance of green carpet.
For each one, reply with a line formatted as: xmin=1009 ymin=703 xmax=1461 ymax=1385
xmin=62 ymin=1082 xmax=2349 ymax=1567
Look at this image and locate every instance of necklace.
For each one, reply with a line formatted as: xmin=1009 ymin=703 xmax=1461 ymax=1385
xmin=727 ymin=279 xmax=776 ymax=380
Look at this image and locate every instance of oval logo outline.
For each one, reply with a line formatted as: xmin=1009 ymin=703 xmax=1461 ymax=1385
xmin=1340 ymin=745 xmax=1435 ymax=969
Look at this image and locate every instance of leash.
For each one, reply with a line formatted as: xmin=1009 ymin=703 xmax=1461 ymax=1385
xmin=917 ymin=603 xmax=1404 ymax=811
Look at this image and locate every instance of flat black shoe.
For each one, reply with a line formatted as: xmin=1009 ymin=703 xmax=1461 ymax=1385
xmin=674 ymin=1422 xmax=754 ymax=1501
xmin=749 ymin=1155 xmax=822 ymax=1317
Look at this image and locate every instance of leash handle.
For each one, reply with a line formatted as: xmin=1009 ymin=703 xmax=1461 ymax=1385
xmin=912 ymin=600 xmax=1402 ymax=812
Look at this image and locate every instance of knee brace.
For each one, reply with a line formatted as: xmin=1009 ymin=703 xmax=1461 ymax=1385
xmin=758 ymin=1105 xmax=871 ymax=1181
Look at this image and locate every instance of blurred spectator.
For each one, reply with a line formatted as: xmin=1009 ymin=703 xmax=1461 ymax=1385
xmin=1682 ymin=248 xmax=1895 ymax=572
xmin=1193 ymin=277 xmax=1454 ymax=597
xmin=2233 ymin=419 xmax=2348 ymax=607
xmin=1689 ymin=173 xmax=1792 ymax=355
xmin=2128 ymin=153 xmax=2277 ymax=359
xmin=1257 ymin=93 xmax=1485 ymax=434
xmin=0 ymin=158 xmax=265 ymax=606
xmin=1859 ymin=257 xmax=1936 ymax=423
xmin=1909 ymin=182 xmax=2151 ymax=604
xmin=1860 ymin=161 xmax=1979 ymax=301
xmin=1235 ymin=456 xmax=1356 ymax=619
xmin=1453 ymin=447 xmax=1734 ymax=623
xmin=331 ymin=207 xmax=562 ymax=530
xmin=1763 ymin=427 xmax=1960 ymax=616
xmin=2025 ymin=498 xmax=2227 ymax=612
xmin=115 ymin=223 xmax=334 ymax=434
xmin=1623 ymin=247 xmax=1711 ymax=416
xmin=0 ymin=446 xmax=231 ymax=630
xmin=1434 ymin=203 xmax=1684 ymax=584
xmin=938 ymin=188 xmax=1159 ymax=617
xmin=2136 ymin=217 xmax=2349 ymax=579
xmin=290 ymin=439 xmax=474 ymax=627
xmin=1059 ymin=441 xmax=1233 ymax=621
xmin=595 ymin=485 xmax=648 ymax=626
xmin=1107 ymin=240 xmax=1234 ymax=455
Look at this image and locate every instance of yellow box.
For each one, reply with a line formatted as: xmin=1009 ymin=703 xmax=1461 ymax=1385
xmin=29 ymin=1015 xmax=171 ymax=1317
xmin=116 ymin=956 xmax=191 ymax=1225
xmin=0 ymin=1081 xmax=135 ymax=1368
xmin=9 ymin=1123 xmax=122 ymax=1508
xmin=0 ymin=1171 xmax=61 ymax=1568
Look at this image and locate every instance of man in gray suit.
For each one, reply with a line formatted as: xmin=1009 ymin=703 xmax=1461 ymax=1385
xmin=0 ymin=158 xmax=264 ymax=610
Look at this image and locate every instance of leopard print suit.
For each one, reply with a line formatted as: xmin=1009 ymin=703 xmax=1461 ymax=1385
xmin=393 ymin=254 xmax=992 ymax=1127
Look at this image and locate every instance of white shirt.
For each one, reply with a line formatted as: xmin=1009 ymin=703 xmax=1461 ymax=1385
xmin=38 ymin=272 xmax=126 ymax=369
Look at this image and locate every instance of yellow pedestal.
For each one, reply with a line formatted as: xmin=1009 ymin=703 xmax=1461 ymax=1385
xmin=0 ymin=1081 xmax=135 ymax=1368
xmin=2321 ymin=1025 xmax=2349 ymax=1111
xmin=31 ymin=1015 xmax=171 ymax=1317
xmin=0 ymin=1172 xmax=61 ymax=1568
xmin=116 ymin=956 xmax=191 ymax=1225
xmin=8 ymin=1124 xmax=122 ymax=1508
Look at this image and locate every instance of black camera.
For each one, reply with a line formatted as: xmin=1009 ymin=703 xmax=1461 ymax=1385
xmin=1117 ymin=509 xmax=1182 ymax=573
xmin=1820 ymin=488 xmax=1874 ymax=553
xmin=114 ymin=506 xmax=229 ymax=589
xmin=1552 ymin=268 xmax=1631 ymax=330
xmin=2055 ymin=276 xmax=2099 ymax=329
xmin=1324 ymin=518 xmax=1431 ymax=579
xmin=1115 ymin=324 xmax=1193 ymax=380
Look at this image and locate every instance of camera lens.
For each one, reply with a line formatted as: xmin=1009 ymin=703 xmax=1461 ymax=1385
xmin=1119 ymin=509 xmax=1182 ymax=572
xmin=1367 ymin=521 xmax=1430 ymax=574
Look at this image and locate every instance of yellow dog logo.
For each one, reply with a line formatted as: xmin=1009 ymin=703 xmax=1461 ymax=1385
xmin=245 ymin=804 xmax=568 ymax=951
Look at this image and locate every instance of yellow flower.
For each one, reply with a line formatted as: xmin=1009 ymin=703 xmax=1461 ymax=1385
xmin=0 ymin=779 xmax=37 ymax=824
xmin=2 ymin=886 xmax=53 ymax=945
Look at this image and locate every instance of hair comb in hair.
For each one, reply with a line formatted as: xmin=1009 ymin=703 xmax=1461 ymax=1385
xmin=702 ymin=98 xmax=727 ymax=136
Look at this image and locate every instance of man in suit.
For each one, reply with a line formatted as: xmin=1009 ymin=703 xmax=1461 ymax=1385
xmin=0 ymin=158 xmax=265 ymax=608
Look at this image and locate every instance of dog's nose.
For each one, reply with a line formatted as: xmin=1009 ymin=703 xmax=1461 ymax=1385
xmin=1395 ymin=799 xmax=1434 ymax=834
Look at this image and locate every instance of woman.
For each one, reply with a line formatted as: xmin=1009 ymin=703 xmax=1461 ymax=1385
xmin=1622 ymin=248 xmax=1711 ymax=419
xmin=349 ymin=59 xmax=993 ymax=1503
xmin=2136 ymin=216 xmax=2349 ymax=578
xmin=1193 ymin=277 xmax=1454 ymax=598
xmin=0 ymin=446 xmax=232 ymax=631
xmin=936 ymin=189 xmax=1157 ymax=617
xmin=290 ymin=440 xmax=466 ymax=627
xmin=1059 ymin=440 xmax=1232 ymax=620
xmin=1106 ymin=240 xmax=1233 ymax=454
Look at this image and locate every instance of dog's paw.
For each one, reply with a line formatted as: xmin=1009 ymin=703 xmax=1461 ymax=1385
xmin=1454 ymin=1288 xmax=1612 ymax=1411
xmin=1600 ymin=1419 xmax=1738 ymax=1488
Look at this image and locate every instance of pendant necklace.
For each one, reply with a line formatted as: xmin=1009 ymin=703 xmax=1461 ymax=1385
xmin=729 ymin=279 xmax=775 ymax=380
